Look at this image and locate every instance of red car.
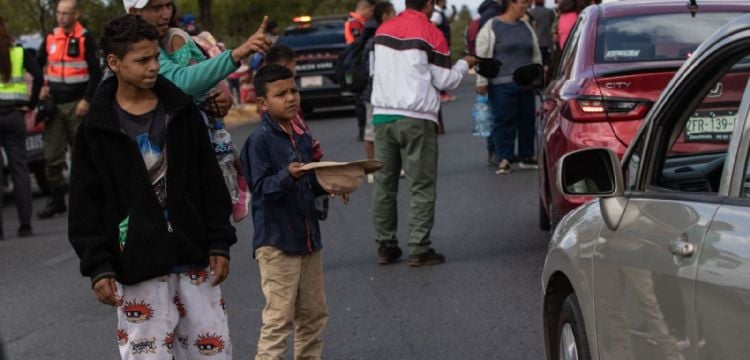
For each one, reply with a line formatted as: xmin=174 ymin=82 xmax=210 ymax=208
xmin=538 ymin=0 xmax=750 ymax=230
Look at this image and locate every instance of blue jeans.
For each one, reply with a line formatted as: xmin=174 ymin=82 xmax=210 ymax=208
xmin=488 ymin=82 xmax=536 ymax=162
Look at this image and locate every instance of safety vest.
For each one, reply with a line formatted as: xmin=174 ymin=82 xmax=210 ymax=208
xmin=0 ymin=46 xmax=28 ymax=103
xmin=45 ymin=22 xmax=90 ymax=85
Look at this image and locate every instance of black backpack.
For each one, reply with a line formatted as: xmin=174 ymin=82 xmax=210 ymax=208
xmin=336 ymin=30 xmax=372 ymax=94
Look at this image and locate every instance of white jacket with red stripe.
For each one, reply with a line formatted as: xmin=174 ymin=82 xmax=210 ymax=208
xmin=371 ymin=9 xmax=469 ymax=123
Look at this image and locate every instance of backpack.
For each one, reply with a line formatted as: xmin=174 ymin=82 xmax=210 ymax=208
xmin=465 ymin=18 xmax=482 ymax=56
xmin=335 ymin=30 xmax=372 ymax=94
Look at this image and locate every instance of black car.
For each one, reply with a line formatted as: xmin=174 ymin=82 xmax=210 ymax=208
xmin=277 ymin=16 xmax=356 ymax=116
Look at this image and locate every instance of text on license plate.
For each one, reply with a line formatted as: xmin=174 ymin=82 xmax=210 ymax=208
xmin=685 ymin=111 xmax=737 ymax=142
xmin=26 ymin=134 xmax=43 ymax=151
xmin=301 ymin=76 xmax=324 ymax=88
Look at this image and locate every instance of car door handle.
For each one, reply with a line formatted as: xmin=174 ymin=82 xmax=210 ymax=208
xmin=669 ymin=239 xmax=695 ymax=258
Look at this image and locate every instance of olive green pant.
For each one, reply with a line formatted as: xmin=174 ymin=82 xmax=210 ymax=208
xmin=373 ymin=117 xmax=438 ymax=256
xmin=44 ymin=100 xmax=81 ymax=187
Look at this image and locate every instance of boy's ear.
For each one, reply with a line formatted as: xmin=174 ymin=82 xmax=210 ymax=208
xmin=256 ymin=97 xmax=268 ymax=113
xmin=106 ymin=54 xmax=121 ymax=73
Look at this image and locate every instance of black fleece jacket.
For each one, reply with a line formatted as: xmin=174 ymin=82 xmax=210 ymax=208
xmin=68 ymin=75 xmax=236 ymax=286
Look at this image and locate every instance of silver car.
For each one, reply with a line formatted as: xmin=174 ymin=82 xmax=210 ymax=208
xmin=540 ymin=13 xmax=750 ymax=360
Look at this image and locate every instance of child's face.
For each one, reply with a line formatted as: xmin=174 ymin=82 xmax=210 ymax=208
xmin=258 ymin=77 xmax=300 ymax=121
xmin=107 ymin=39 xmax=161 ymax=90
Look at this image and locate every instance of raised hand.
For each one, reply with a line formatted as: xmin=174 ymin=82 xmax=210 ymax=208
xmin=231 ymin=16 xmax=273 ymax=64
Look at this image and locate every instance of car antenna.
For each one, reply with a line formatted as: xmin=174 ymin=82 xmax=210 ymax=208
xmin=687 ymin=0 xmax=699 ymax=18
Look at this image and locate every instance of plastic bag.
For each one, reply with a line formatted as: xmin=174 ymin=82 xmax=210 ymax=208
xmin=472 ymin=95 xmax=493 ymax=138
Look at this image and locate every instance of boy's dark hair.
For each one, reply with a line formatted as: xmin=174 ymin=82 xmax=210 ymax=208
xmin=100 ymin=14 xmax=159 ymax=60
xmin=374 ymin=2 xmax=395 ymax=25
xmin=265 ymin=45 xmax=296 ymax=66
xmin=254 ymin=64 xmax=295 ymax=98
xmin=405 ymin=0 xmax=432 ymax=10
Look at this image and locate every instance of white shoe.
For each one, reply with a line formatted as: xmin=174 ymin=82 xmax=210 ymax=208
xmin=495 ymin=159 xmax=512 ymax=175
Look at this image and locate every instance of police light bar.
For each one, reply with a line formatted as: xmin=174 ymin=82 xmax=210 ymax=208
xmin=293 ymin=16 xmax=312 ymax=23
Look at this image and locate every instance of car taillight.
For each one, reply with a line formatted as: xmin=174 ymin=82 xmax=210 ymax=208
xmin=564 ymin=98 xmax=650 ymax=122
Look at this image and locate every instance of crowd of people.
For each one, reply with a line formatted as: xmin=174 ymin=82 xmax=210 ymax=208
xmin=0 ymin=0 xmax=600 ymax=359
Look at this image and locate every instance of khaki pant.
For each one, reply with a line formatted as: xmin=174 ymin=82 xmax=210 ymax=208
xmin=44 ymin=100 xmax=81 ymax=187
xmin=255 ymin=247 xmax=328 ymax=360
xmin=372 ymin=117 xmax=438 ymax=256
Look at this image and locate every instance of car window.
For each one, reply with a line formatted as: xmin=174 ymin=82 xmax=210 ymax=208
xmin=596 ymin=12 xmax=743 ymax=63
xmin=553 ymin=16 xmax=584 ymax=81
xmin=277 ymin=22 xmax=345 ymax=48
xmin=739 ymin=73 xmax=750 ymax=197
xmin=652 ymin=53 xmax=750 ymax=194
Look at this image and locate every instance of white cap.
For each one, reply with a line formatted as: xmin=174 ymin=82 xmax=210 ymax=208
xmin=123 ymin=0 xmax=150 ymax=13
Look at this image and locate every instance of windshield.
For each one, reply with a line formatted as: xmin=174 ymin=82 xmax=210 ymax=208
xmin=596 ymin=12 xmax=743 ymax=63
xmin=278 ymin=23 xmax=345 ymax=49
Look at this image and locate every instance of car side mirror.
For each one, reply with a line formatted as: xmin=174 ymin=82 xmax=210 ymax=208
xmin=557 ymin=148 xmax=624 ymax=197
xmin=513 ymin=63 xmax=545 ymax=89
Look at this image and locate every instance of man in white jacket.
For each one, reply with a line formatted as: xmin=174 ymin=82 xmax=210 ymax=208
xmin=370 ymin=0 xmax=475 ymax=267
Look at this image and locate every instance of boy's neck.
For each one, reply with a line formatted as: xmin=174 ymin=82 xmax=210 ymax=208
xmin=270 ymin=113 xmax=294 ymax=134
xmin=116 ymin=79 xmax=158 ymax=115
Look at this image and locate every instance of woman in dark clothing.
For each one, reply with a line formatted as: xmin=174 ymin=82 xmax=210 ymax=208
xmin=475 ymin=0 xmax=542 ymax=175
xmin=0 ymin=16 xmax=43 ymax=239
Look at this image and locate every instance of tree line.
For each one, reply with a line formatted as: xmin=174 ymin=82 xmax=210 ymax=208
xmin=0 ymin=0 xmax=471 ymax=57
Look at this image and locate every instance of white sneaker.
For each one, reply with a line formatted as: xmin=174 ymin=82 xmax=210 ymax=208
xmin=495 ymin=159 xmax=512 ymax=175
xmin=518 ymin=158 xmax=539 ymax=170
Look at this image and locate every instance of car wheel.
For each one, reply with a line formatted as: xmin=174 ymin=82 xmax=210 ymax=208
xmin=29 ymin=160 xmax=50 ymax=196
xmin=539 ymin=195 xmax=551 ymax=231
xmin=557 ymin=294 xmax=591 ymax=360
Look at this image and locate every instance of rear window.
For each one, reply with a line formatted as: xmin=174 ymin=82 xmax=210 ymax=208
xmin=278 ymin=22 xmax=345 ymax=49
xmin=596 ymin=12 xmax=742 ymax=63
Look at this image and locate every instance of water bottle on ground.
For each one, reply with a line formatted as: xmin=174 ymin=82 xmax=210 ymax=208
xmin=472 ymin=95 xmax=493 ymax=138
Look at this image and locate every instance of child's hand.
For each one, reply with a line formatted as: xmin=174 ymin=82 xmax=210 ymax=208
xmin=288 ymin=162 xmax=306 ymax=180
xmin=210 ymin=256 xmax=230 ymax=286
xmin=93 ymin=277 xmax=121 ymax=307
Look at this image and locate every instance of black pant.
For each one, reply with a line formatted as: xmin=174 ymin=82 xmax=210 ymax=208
xmin=0 ymin=109 xmax=32 ymax=229
xmin=355 ymin=97 xmax=366 ymax=138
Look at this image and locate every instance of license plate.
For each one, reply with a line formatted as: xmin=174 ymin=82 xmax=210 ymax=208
xmin=685 ymin=111 xmax=737 ymax=142
xmin=301 ymin=76 xmax=323 ymax=88
xmin=26 ymin=133 xmax=43 ymax=151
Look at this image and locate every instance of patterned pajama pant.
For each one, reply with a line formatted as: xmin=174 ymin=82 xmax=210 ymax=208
xmin=116 ymin=268 xmax=232 ymax=359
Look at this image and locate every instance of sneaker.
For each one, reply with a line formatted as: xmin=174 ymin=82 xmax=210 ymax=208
xmin=495 ymin=159 xmax=512 ymax=175
xmin=377 ymin=244 xmax=403 ymax=265
xmin=519 ymin=158 xmax=539 ymax=170
xmin=17 ymin=225 xmax=33 ymax=238
xmin=409 ymin=248 xmax=446 ymax=267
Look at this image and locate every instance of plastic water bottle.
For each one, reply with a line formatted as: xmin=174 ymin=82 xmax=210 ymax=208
xmin=211 ymin=122 xmax=240 ymax=203
xmin=472 ymin=95 xmax=493 ymax=138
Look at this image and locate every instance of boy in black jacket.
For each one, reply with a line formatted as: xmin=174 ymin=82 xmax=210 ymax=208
xmin=68 ymin=15 xmax=236 ymax=359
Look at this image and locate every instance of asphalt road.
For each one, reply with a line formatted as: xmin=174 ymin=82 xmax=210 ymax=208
xmin=0 ymin=78 xmax=549 ymax=360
